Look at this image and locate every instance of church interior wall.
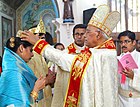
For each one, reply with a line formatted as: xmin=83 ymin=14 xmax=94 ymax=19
xmin=0 ymin=0 xmax=15 ymax=56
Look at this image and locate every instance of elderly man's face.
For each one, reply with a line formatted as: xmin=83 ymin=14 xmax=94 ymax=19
xmin=84 ymin=25 xmax=99 ymax=48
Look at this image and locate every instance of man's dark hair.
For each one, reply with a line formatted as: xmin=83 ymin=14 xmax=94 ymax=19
xmin=54 ymin=43 xmax=65 ymax=49
xmin=118 ymin=30 xmax=136 ymax=40
xmin=45 ymin=32 xmax=54 ymax=45
xmin=73 ymin=24 xmax=87 ymax=35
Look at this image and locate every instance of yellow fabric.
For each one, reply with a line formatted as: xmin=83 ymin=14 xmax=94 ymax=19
xmin=29 ymin=18 xmax=45 ymax=34
xmin=35 ymin=18 xmax=46 ymax=34
xmin=51 ymin=67 xmax=70 ymax=107
xmin=27 ymin=51 xmax=52 ymax=107
xmin=48 ymin=61 xmax=53 ymax=68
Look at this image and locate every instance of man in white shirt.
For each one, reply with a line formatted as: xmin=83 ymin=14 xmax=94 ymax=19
xmin=118 ymin=30 xmax=140 ymax=107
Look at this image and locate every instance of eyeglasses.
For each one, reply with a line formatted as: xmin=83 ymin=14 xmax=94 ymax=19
xmin=119 ymin=40 xmax=132 ymax=45
xmin=74 ymin=33 xmax=85 ymax=36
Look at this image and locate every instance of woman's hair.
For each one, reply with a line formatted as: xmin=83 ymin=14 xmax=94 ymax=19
xmin=6 ymin=37 xmax=33 ymax=53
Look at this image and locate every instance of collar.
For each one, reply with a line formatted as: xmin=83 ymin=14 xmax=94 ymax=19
xmin=94 ymin=38 xmax=116 ymax=49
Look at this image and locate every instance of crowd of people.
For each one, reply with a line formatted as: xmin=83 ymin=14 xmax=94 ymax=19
xmin=0 ymin=4 xmax=140 ymax=107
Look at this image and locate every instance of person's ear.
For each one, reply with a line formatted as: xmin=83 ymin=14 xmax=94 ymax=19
xmin=133 ymin=40 xmax=136 ymax=46
xmin=96 ymin=32 xmax=101 ymax=39
xmin=18 ymin=44 xmax=24 ymax=53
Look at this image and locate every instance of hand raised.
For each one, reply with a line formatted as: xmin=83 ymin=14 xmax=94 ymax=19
xmin=21 ymin=30 xmax=40 ymax=45
xmin=33 ymin=75 xmax=47 ymax=92
xmin=46 ymin=70 xmax=56 ymax=85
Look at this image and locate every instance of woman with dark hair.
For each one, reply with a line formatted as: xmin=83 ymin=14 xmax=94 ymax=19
xmin=0 ymin=37 xmax=54 ymax=106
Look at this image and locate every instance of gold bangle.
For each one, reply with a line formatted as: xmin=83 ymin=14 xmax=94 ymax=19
xmin=30 ymin=90 xmax=38 ymax=100
xmin=31 ymin=90 xmax=38 ymax=96
xmin=31 ymin=93 xmax=38 ymax=100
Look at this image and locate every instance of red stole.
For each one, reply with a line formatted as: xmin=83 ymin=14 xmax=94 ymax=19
xmin=64 ymin=49 xmax=91 ymax=107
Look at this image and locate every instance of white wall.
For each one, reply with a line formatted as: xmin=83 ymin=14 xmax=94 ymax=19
xmin=56 ymin=0 xmax=107 ymax=47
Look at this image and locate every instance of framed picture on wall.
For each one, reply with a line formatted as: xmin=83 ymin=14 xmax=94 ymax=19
xmin=2 ymin=16 xmax=12 ymax=52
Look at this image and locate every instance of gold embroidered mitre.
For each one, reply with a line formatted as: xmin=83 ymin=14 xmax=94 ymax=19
xmin=35 ymin=18 xmax=46 ymax=34
xmin=88 ymin=4 xmax=120 ymax=37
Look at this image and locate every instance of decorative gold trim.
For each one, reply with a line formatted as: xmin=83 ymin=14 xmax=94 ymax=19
xmin=88 ymin=19 xmax=111 ymax=36
xmin=9 ymin=37 xmax=15 ymax=48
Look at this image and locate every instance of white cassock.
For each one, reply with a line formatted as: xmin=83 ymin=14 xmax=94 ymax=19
xmin=119 ymin=50 xmax=140 ymax=107
xmin=41 ymin=45 xmax=119 ymax=107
